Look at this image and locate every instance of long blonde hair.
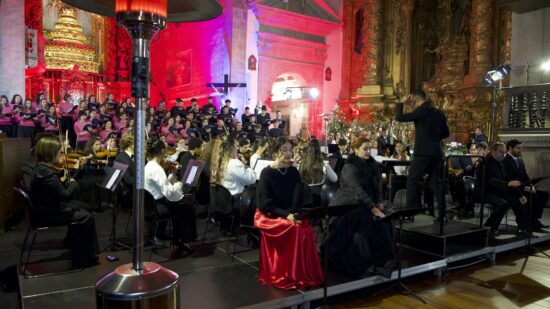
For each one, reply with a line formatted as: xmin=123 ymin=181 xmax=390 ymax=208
xmin=210 ymin=140 xmax=235 ymax=185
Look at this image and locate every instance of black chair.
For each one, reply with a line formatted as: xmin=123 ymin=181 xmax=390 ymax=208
xmin=144 ymin=190 xmax=173 ymax=258
xmin=230 ymin=186 xmax=260 ymax=259
xmin=202 ymin=184 xmax=237 ymax=246
xmin=14 ymin=187 xmax=83 ymax=278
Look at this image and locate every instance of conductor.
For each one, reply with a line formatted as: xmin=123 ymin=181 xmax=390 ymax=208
xmin=395 ymin=90 xmax=450 ymax=213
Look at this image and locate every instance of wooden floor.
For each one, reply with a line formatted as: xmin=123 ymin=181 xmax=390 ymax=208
xmin=333 ymin=246 xmax=550 ymax=309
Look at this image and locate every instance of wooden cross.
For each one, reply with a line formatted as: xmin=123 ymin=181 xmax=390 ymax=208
xmin=206 ymin=74 xmax=246 ymax=94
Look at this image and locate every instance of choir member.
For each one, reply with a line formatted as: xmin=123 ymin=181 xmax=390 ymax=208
xmin=16 ymin=98 xmax=37 ymax=142
xmin=0 ymin=95 xmax=14 ymax=137
xmin=74 ymin=111 xmax=93 ymax=150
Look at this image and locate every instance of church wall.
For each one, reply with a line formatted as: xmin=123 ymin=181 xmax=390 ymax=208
xmin=245 ymin=9 xmax=260 ymax=110
xmin=510 ymin=7 xmax=550 ymax=86
xmin=0 ymin=0 xmax=25 ymax=98
xmin=322 ymin=25 xmax=343 ymax=136
xmin=149 ymin=14 xmax=229 ymax=109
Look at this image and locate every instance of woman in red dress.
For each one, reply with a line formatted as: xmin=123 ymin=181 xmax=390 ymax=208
xmin=254 ymin=137 xmax=323 ymax=290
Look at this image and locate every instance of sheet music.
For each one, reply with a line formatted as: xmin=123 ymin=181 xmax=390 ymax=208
xmin=106 ymin=170 xmax=121 ymax=190
xmin=186 ymin=166 xmax=198 ymax=185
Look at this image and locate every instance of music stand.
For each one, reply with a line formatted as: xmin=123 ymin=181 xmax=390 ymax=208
xmin=100 ymin=162 xmax=129 ymax=252
xmin=296 ymin=203 xmax=359 ymax=309
xmin=373 ymin=207 xmax=427 ymax=304
xmin=380 ymin=159 xmax=411 ymax=204
xmin=522 ymin=176 xmax=550 ymax=256
xmin=181 ymin=159 xmax=205 ymax=187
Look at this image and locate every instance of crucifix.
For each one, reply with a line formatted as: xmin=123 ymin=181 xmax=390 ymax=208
xmin=206 ymin=74 xmax=246 ymax=94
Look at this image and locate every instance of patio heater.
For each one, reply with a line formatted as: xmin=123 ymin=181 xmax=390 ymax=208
xmin=60 ymin=1 xmax=222 ymax=308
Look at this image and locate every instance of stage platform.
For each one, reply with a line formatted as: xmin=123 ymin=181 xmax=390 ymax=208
xmin=17 ymin=211 xmax=550 ymax=309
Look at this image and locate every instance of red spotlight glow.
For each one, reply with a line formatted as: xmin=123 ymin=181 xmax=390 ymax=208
xmin=115 ymin=0 xmax=167 ymax=17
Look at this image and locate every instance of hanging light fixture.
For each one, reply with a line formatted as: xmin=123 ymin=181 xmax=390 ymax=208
xmin=60 ymin=1 xmax=222 ymax=308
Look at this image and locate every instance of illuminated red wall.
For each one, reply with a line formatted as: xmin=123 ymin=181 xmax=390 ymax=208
xmin=149 ymin=14 xmax=229 ymax=109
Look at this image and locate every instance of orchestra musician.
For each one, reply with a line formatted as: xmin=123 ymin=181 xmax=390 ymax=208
xmin=254 ymin=137 xmax=323 ymax=290
xmin=298 ymin=138 xmax=337 ymax=186
xmin=113 ymin=132 xmax=135 ymax=210
xmin=210 ymin=140 xmax=256 ymax=234
xmin=144 ymin=138 xmax=197 ymax=257
xmin=322 ymin=137 xmax=395 ymax=277
xmin=250 ymin=138 xmax=270 ymax=169
xmin=481 ymin=142 xmax=529 ymax=242
xmin=28 ymin=136 xmax=99 ymax=268
xmin=502 ymin=139 xmax=548 ymax=231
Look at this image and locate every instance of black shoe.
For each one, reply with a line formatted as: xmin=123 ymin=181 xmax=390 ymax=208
xmin=535 ymin=220 xmax=549 ymax=229
xmin=156 ymin=232 xmax=171 ymax=241
xmin=172 ymin=243 xmax=195 ymax=258
xmin=145 ymin=237 xmax=165 ymax=247
xmin=488 ymin=230 xmax=497 ymax=245
xmin=462 ymin=211 xmax=475 ymax=218
xmin=516 ymin=229 xmax=530 ymax=238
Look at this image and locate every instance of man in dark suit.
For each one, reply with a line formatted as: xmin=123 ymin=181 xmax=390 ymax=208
xmin=395 ymin=89 xmax=450 ymax=211
xmin=113 ymin=132 xmax=135 ymax=210
xmin=481 ymin=142 xmax=529 ymax=241
xmin=503 ymin=139 xmax=548 ymax=231
xmin=377 ymin=128 xmax=392 ymax=156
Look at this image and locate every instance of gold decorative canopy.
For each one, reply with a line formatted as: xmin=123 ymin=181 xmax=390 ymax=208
xmin=44 ymin=7 xmax=100 ymax=73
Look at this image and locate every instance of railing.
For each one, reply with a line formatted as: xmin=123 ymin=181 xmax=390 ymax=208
xmin=502 ymin=83 xmax=550 ymax=129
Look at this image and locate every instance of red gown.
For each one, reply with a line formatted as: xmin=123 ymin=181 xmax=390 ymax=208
xmin=254 ymin=209 xmax=324 ymax=290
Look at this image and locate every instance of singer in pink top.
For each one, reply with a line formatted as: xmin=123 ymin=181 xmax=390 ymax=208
xmin=74 ymin=111 xmax=93 ymax=150
xmin=0 ymin=95 xmax=15 ymax=137
xmin=16 ymin=99 xmax=37 ymax=142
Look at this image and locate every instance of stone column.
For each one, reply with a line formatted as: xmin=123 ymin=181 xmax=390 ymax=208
xmin=498 ymin=7 xmax=512 ymax=87
xmin=228 ymin=0 xmax=248 ymax=114
xmin=358 ymin=0 xmax=383 ymax=95
xmin=0 ymin=0 xmax=25 ymax=97
xmin=398 ymin=0 xmax=415 ymax=95
xmin=464 ymin=0 xmax=494 ymax=86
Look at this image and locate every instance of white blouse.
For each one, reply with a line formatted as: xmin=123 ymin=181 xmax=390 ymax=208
xmin=222 ymin=158 xmax=256 ymax=195
xmin=144 ymin=160 xmax=183 ymax=202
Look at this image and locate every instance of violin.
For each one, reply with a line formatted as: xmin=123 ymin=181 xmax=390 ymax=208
xmin=160 ymin=158 xmax=179 ymax=176
xmin=165 ymin=146 xmax=177 ymax=156
xmin=94 ymin=148 xmax=118 ymax=159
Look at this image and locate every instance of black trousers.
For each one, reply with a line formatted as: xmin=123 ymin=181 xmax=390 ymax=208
xmin=405 ymin=155 xmax=444 ymax=209
xmin=527 ymin=190 xmax=548 ymax=220
xmin=484 ymin=194 xmax=528 ymax=231
xmin=34 ymin=201 xmax=99 ymax=268
xmin=153 ymin=198 xmax=197 ymax=244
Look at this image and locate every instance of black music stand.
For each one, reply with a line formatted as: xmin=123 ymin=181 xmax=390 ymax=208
xmin=373 ymin=207 xmax=427 ymax=304
xmin=297 ymin=204 xmax=360 ymax=309
xmin=381 ymin=159 xmax=411 ymax=204
xmin=100 ymin=162 xmax=129 ymax=252
xmin=181 ymin=159 xmax=205 ymax=187
xmin=523 ymin=176 xmax=550 ymax=257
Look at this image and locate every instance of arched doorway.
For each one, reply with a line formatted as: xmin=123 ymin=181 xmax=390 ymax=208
xmin=270 ymin=73 xmax=313 ymax=138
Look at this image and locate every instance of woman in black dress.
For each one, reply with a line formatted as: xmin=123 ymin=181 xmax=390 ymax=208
xmin=323 ymin=136 xmax=395 ymax=277
xmin=254 ymin=137 xmax=323 ymax=290
xmin=29 ymin=136 xmax=99 ymax=268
